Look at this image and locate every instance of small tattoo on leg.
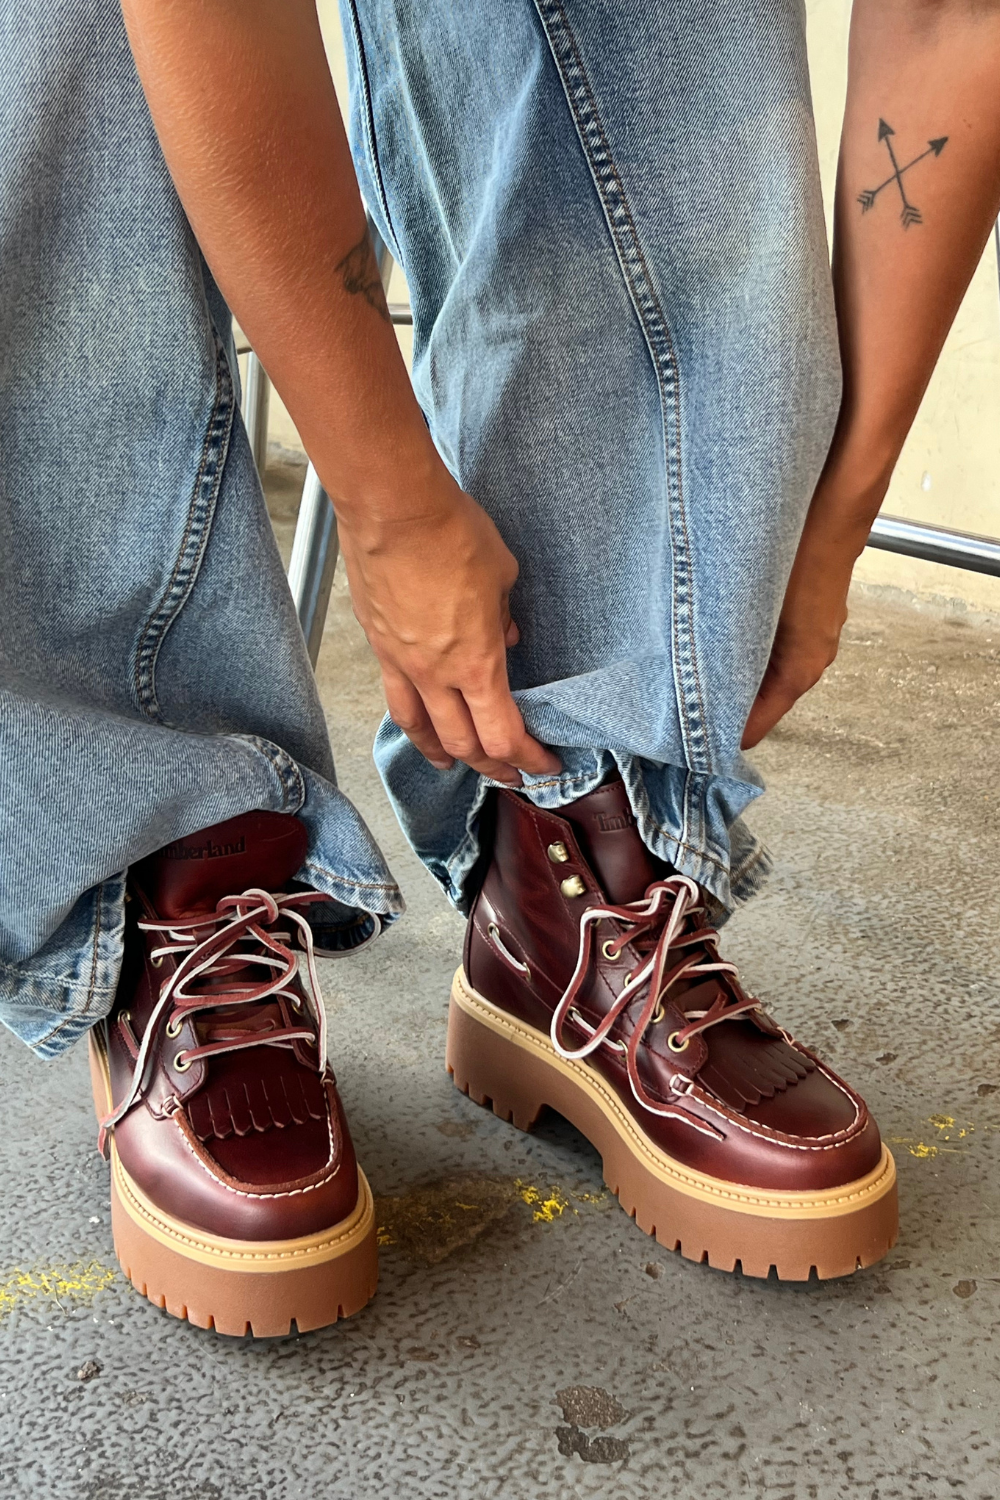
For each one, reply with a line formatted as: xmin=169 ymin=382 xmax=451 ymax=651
xmin=857 ymin=119 xmax=947 ymax=228
xmin=335 ymin=232 xmax=390 ymax=320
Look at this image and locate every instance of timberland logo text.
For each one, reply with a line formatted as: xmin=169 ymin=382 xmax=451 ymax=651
xmin=594 ymin=811 xmax=635 ymax=833
xmin=163 ymin=836 xmax=246 ymax=861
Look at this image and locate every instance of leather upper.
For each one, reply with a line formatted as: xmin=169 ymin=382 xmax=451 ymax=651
xmin=101 ymin=811 xmax=361 ymax=1239
xmin=465 ymin=782 xmax=883 ymax=1192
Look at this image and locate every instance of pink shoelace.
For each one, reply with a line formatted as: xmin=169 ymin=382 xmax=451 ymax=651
xmin=100 ymin=889 xmax=329 ymax=1140
xmin=550 ymin=875 xmax=761 ymax=1126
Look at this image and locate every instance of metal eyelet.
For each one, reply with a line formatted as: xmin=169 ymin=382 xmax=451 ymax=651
xmin=173 ymin=1051 xmax=192 ymax=1072
xmin=150 ymin=953 xmax=164 ymax=969
xmin=667 ymin=1030 xmax=690 ymax=1053
xmin=651 ymin=1004 xmax=665 ymax=1025
xmin=605 ymin=1035 xmax=627 ymax=1055
xmin=165 ymin=1018 xmax=182 ymax=1039
xmin=291 ymin=995 xmax=303 ymax=1011
xmin=488 ymin=923 xmax=530 ymax=980
xmin=119 ymin=1010 xmax=131 ymax=1024
xmin=601 ymin=939 xmax=619 ymax=961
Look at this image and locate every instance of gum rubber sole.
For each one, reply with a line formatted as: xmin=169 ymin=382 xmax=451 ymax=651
xmin=447 ymin=968 xmax=898 ymax=1281
xmin=88 ymin=1033 xmax=378 ymax=1336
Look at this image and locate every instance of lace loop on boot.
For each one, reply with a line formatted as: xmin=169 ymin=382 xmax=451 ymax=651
xmin=101 ymin=888 xmax=330 ymax=1137
xmin=550 ymin=876 xmax=761 ymax=1122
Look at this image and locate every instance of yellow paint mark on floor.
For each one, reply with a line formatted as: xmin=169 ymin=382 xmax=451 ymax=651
xmin=515 ymin=1180 xmax=570 ymax=1223
xmin=890 ymin=1114 xmax=978 ymax=1159
xmin=927 ymin=1114 xmax=974 ymax=1142
xmin=0 ymin=1261 xmax=116 ymax=1320
xmin=374 ymin=1173 xmax=602 ymax=1262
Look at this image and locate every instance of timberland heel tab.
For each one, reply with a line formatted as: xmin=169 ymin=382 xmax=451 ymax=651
xmin=132 ymin=810 xmax=309 ymax=917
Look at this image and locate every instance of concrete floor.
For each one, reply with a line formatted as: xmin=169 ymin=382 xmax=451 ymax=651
xmin=3 ymin=458 xmax=1000 ymax=1499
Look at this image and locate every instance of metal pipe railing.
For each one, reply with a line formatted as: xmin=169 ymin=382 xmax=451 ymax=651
xmin=286 ymin=464 xmax=339 ymax=664
xmin=867 ymin=514 xmax=1000 ymax=579
xmin=243 ymin=351 xmax=271 ymax=477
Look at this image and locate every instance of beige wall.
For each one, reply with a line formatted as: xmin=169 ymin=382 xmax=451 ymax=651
xmin=270 ymin=2 xmax=1000 ymax=616
xmin=808 ymin=0 xmax=1000 ymax=617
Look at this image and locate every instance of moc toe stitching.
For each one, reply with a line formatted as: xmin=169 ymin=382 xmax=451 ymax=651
xmin=172 ymin=1110 xmax=343 ymax=1200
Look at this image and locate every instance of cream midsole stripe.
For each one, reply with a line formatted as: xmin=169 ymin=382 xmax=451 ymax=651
xmin=452 ymin=967 xmax=896 ymax=1222
xmin=92 ymin=1030 xmax=375 ymax=1272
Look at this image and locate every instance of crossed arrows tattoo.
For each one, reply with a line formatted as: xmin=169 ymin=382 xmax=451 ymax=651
xmin=858 ymin=119 xmax=948 ymax=228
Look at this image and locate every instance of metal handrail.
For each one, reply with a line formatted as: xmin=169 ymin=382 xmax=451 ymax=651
xmin=867 ymin=514 xmax=1000 ymax=578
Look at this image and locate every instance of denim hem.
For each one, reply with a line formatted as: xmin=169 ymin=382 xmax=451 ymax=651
xmin=298 ymin=858 xmax=405 ymax=917
xmin=441 ymin=752 xmax=770 ymax=922
xmin=4 ymin=858 xmax=403 ymax=1063
xmin=0 ymin=874 xmax=127 ymax=1059
xmin=0 ymin=759 xmax=404 ymax=1060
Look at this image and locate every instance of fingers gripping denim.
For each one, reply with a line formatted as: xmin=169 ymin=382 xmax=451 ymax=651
xmin=342 ymin=0 xmax=841 ymax=914
xmin=0 ymin=3 xmax=402 ymax=1056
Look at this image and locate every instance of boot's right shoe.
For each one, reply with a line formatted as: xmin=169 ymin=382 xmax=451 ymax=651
xmin=449 ymin=781 xmax=898 ymax=1281
xmin=88 ymin=811 xmax=378 ymax=1336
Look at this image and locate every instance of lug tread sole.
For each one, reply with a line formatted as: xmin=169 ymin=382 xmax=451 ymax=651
xmin=88 ymin=1032 xmax=378 ymax=1337
xmin=446 ymin=967 xmax=898 ymax=1281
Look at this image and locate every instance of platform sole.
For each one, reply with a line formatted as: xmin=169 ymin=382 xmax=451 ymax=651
xmin=447 ymin=968 xmax=898 ymax=1281
xmin=89 ymin=1033 xmax=378 ymax=1336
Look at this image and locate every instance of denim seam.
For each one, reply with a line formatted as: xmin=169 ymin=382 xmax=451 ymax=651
xmin=0 ymin=957 xmax=112 ymax=986
xmin=238 ymin=734 xmax=306 ymax=814
xmin=516 ymin=769 xmax=601 ymax=794
xmin=531 ymin=0 xmax=710 ymax=772
xmin=133 ymin=333 xmax=235 ymax=723
xmin=729 ymin=842 xmax=764 ymax=888
xmin=679 ymin=771 xmax=693 ymax=857
xmin=341 ymin=0 xmax=403 ymax=262
xmin=27 ymin=882 xmax=108 ymax=1048
xmin=647 ymin=825 xmax=729 ymax=875
xmin=300 ymin=859 xmax=402 ymax=897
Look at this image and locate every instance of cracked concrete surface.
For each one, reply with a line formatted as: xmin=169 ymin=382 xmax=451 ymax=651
xmin=2 ymin=458 xmax=999 ymax=1498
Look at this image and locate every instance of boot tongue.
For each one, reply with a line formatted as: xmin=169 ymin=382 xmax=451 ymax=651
xmin=559 ymin=778 xmax=669 ymax=904
xmin=131 ymin=811 xmax=309 ymax=918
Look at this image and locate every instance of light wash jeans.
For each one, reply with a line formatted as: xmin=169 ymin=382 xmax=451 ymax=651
xmin=0 ymin=0 xmax=839 ymax=1058
xmin=346 ymin=0 xmax=840 ymax=908
xmin=0 ymin=2 xmax=403 ymax=1056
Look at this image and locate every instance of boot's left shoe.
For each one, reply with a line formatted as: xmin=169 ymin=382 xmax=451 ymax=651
xmin=448 ymin=779 xmax=898 ymax=1281
xmin=88 ymin=811 xmax=378 ymax=1336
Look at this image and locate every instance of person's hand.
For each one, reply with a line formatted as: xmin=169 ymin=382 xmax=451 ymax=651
xmin=741 ymin=472 xmax=881 ymax=750
xmin=336 ymin=467 xmax=562 ymax=785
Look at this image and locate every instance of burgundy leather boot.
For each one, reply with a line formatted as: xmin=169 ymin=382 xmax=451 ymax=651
xmin=449 ymin=779 xmax=898 ymax=1280
xmin=88 ymin=810 xmax=378 ymax=1336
